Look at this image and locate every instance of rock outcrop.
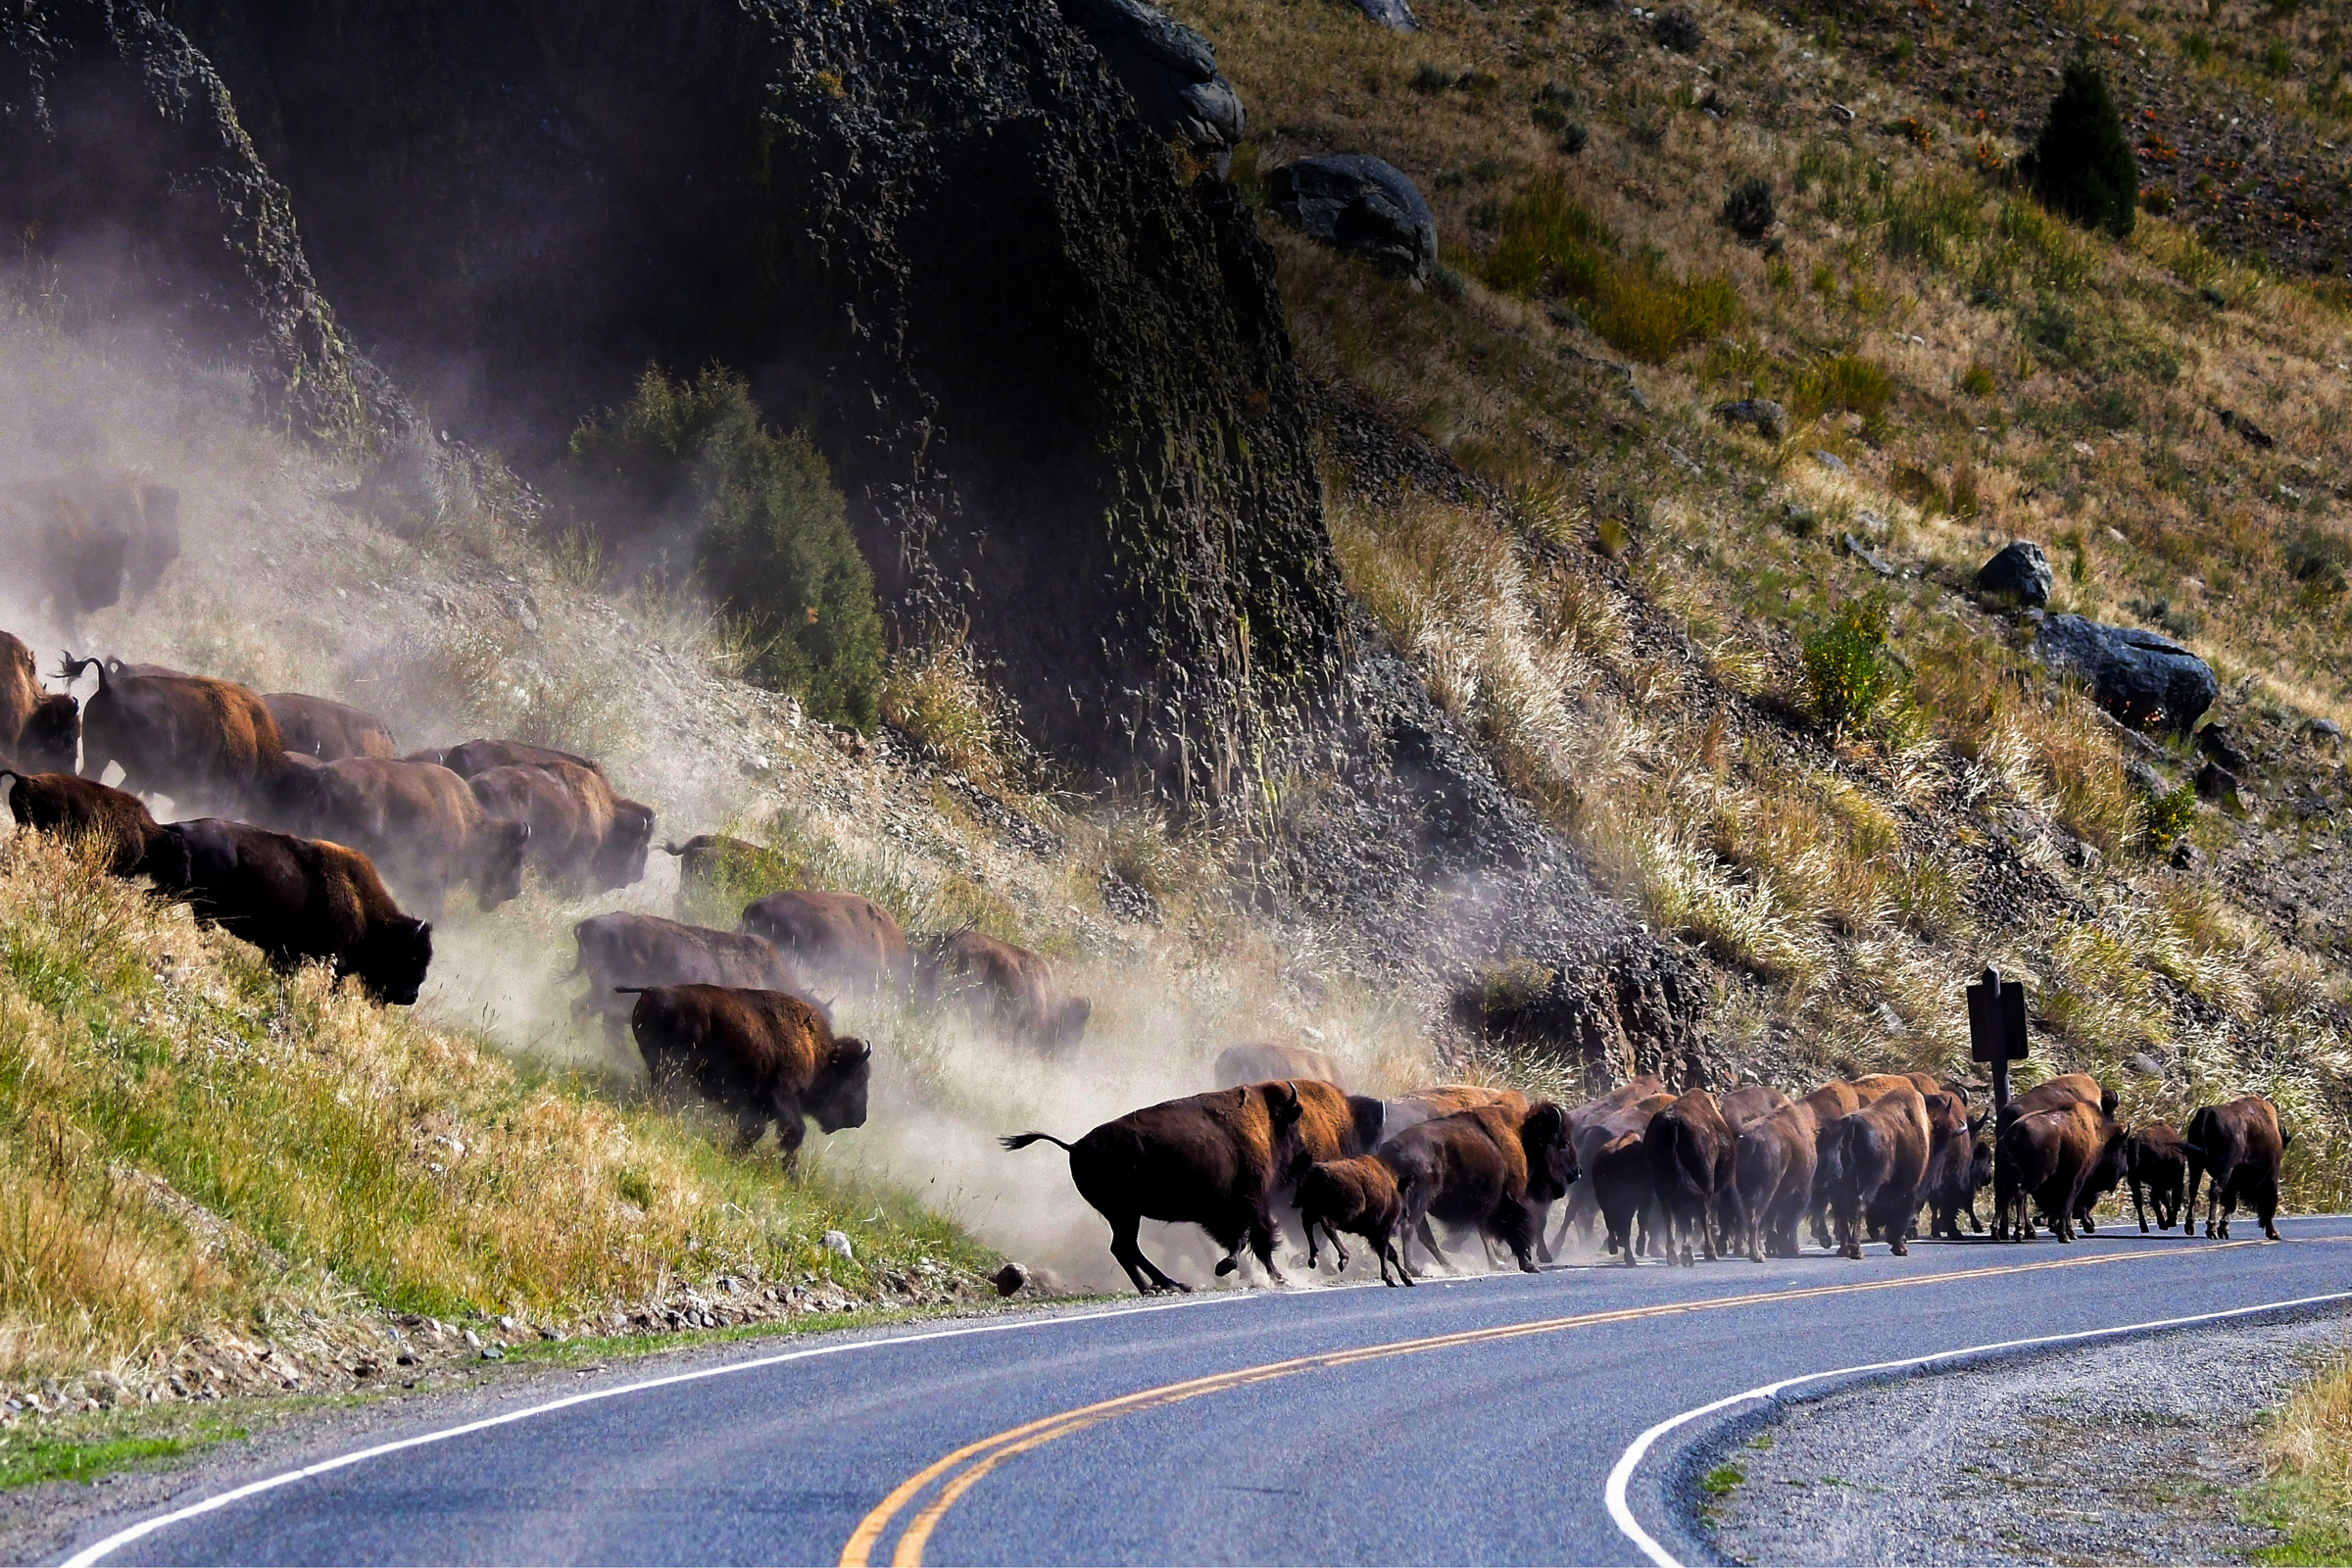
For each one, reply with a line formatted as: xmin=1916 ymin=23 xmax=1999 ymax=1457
xmin=1270 ymin=155 xmax=1439 ymax=284
xmin=2035 ymin=614 xmax=2218 ymax=735
xmin=1056 ymin=0 xmax=1247 ymax=170
xmin=1977 ymin=540 xmax=2054 ymax=607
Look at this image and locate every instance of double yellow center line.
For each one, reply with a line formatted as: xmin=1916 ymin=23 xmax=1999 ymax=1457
xmin=841 ymin=1243 xmax=2259 ymax=1565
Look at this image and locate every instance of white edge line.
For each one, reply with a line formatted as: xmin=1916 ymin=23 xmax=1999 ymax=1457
xmin=58 ymin=1292 xmax=1258 ymax=1568
xmin=1603 ymin=1288 xmax=2352 ymax=1568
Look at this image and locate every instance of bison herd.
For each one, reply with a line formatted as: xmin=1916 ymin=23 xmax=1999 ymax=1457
xmin=0 ymin=623 xmax=1094 ymax=1166
xmin=1011 ymin=1048 xmax=2295 ymax=1295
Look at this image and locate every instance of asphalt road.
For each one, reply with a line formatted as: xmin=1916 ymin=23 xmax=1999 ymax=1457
xmin=60 ymin=1219 xmax=2352 ymax=1568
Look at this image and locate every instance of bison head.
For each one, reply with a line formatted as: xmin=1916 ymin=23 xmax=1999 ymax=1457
xmin=1522 ymin=1102 xmax=1577 ymax=1202
xmin=475 ymin=818 xmax=531 ymax=910
xmin=595 ymin=799 xmax=658 ymax=892
xmin=1046 ymin=995 xmax=1092 ymax=1054
xmin=19 ymin=693 xmax=78 ymax=773
xmin=811 ymin=1037 xmax=873 ymax=1131
xmin=352 ymin=916 xmax=434 ymax=1006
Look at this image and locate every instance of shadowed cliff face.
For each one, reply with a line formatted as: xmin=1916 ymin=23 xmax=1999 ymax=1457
xmin=4 ymin=0 xmax=1344 ymax=794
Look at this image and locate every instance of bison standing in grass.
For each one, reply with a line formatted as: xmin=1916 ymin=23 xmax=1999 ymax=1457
xmin=1002 ymin=1081 xmax=1307 ymax=1294
xmin=1214 ymin=1041 xmax=1345 ymax=1091
xmin=2183 ymin=1096 xmax=2290 ymax=1241
xmin=566 ymin=911 xmax=816 ymax=1046
xmin=621 ymin=983 xmax=871 ymax=1168
xmin=0 ymin=770 xmax=181 ymax=879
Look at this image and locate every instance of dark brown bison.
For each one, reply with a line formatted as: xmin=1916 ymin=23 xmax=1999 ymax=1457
xmin=620 ymin=983 xmax=871 ymax=1166
xmin=0 ymin=478 xmax=172 ymax=632
xmin=60 ymin=655 xmax=299 ymax=817
xmin=432 ymin=738 xmax=606 ymax=779
xmin=1802 ymin=1080 xmax=1867 ymax=1250
xmin=739 ymin=890 xmax=913 ymax=997
xmin=663 ymin=834 xmax=791 ymax=915
xmin=1286 ymin=1079 xmax=1390 ymax=1175
xmin=0 ymin=633 xmax=78 ymax=774
xmin=566 ymin=911 xmax=814 ymax=1043
xmin=1996 ymin=1072 xmax=2118 ymax=1131
xmin=1382 ymin=1100 xmax=1572 ymax=1275
xmin=296 ymin=757 xmax=530 ymax=916
xmin=467 ymin=760 xmax=657 ymax=896
xmin=1002 ymin=1081 xmax=1309 ymax=1294
xmin=0 ymin=770 xmax=181 ymax=879
xmin=1214 ymin=1042 xmax=1345 ymax=1091
xmin=1297 ymin=1155 xmax=1410 ymax=1285
xmin=2182 ymin=1096 xmax=2290 ymax=1240
xmin=1827 ymin=1085 xmax=1931 ymax=1258
xmin=1645 ymin=1090 xmax=1736 ymax=1265
xmin=1718 ymin=1083 xmax=1791 ymax=1131
xmin=153 ymin=817 xmax=431 ymax=1004
xmin=1593 ymin=1131 xmax=1653 ymax=1265
xmin=917 ymin=930 xmax=1090 ymax=1053
xmin=1921 ymin=1096 xmax=1993 ymax=1240
xmin=2126 ymin=1123 xmax=2189 ymax=1234
xmin=1560 ymin=1087 xmax=1675 ymax=1251
xmin=264 ymin=693 xmax=398 ymax=760
xmin=1734 ymin=1101 xmax=1819 ymax=1261
xmin=1995 ymin=1099 xmax=2122 ymax=1243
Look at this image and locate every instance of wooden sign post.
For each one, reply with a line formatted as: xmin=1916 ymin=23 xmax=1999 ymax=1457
xmin=1966 ymin=965 xmax=2030 ymax=1112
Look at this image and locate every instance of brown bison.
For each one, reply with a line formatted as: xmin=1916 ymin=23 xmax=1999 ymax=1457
xmin=296 ymin=757 xmax=530 ymax=916
xmin=2126 ymin=1123 xmax=2190 ymax=1234
xmin=467 ymin=760 xmax=657 ymax=896
xmin=0 ymin=632 xmax=78 ymax=773
xmin=917 ymin=929 xmax=1090 ymax=1053
xmin=1645 ymin=1090 xmax=1736 ymax=1265
xmin=2182 ymin=1096 xmax=2290 ymax=1241
xmin=1734 ymin=1101 xmax=1820 ymax=1261
xmin=264 ymin=693 xmax=398 ymax=760
xmin=154 ymin=817 xmax=431 ymax=1004
xmin=621 ymin=983 xmax=871 ymax=1166
xmin=1921 ymin=1095 xmax=1993 ymax=1240
xmin=739 ymin=890 xmax=914 ymax=997
xmin=1997 ymin=1073 xmax=2118 ymax=1130
xmin=1297 ymin=1155 xmax=1410 ymax=1285
xmin=0 ymin=770 xmax=181 ymax=879
xmin=432 ymin=738 xmax=606 ymax=779
xmin=0 ymin=478 xmax=173 ymax=630
xmin=663 ymin=834 xmax=791 ymax=915
xmin=566 ymin=911 xmax=814 ymax=1043
xmin=1561 ymin=1088 xmax=1675 ymax=1253
xmin=1995 ymin=1099 xmax=2122 ymax=1243
xmin=1827 ymin=1085 xmax=1932 ymax=1258
xmin=1802 ymin=1080 xmax=1867 ymax=1250
xmin=1382 ymin=1100 xmax=1572 ymax=1275
xmin=1002 ymin=1081 xmax=1309 ymax=1294
xmin=1214 ymin=1041 xmax=1345 ymax=1091
xmin=1593 ymin=1131 xmax=1654 ymax=1266
xmin=1718 ymin=1083 xmax=1791 ymax=1131
xmin=61 ymin=655 xmax=299 ymax=817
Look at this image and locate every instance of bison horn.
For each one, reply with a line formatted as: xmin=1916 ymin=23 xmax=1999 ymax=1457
xmin=838 ymin=1038 xmax=872 ymax=1062
xmin=1277 ymin=1082 xmax=1300 ymax=1111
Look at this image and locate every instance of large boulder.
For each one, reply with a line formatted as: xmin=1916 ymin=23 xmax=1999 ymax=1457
xmin=1977 ymin=540 xmax=2054 ymax=607
xmin=1269 ymin=155 xmax=1438 ymax=284
xmin=2035 ymin=614 xmax=2218 ymax=735
xmin=1055 ymin=0 xmax=1245 ymax=167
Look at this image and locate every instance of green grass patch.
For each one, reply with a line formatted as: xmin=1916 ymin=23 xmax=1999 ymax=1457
xmin=1703 ymin=1463 xmax=1747 ymax=1495
xmin=1482 ymin=174 xmax=1740 ymax=362
xmin=2247 ymin=1473 xmax=2352 ymax=1564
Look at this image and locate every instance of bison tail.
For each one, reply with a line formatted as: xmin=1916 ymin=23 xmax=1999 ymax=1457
xmin=55 ymin=653 xmax=101 ymax=690
xmin=612 ymin=986 xmax=654 ymax=997
xmin=1000 ymin=1132 xmax=1077 ymax=1154
xmin=662 ymin=841 xmax=687 ymax=857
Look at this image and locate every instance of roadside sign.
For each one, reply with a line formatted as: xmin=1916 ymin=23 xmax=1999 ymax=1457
xmin=1966 ymin=965 xmax=2029 ymax=1111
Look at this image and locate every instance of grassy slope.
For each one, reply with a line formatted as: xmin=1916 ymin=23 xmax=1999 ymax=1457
xmin=1170 ymin=0 xmax=2352 ymax=1195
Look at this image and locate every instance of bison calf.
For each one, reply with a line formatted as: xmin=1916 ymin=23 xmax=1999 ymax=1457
xmin=2126 ymin=1123 xmax=2189 ymax=1234
xmin=1297 ymin=1155 xmax=1410 ymax=1286
xmin=622 ymin=983 xmax=871 ymax=1167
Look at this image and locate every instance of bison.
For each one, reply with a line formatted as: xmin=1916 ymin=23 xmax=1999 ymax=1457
xmin=2126 ymin=1123 xmax=2189 ymax=1234
xmin=739 ymin=890 xmax=914 ymax=998
xmin=61 ymin=655 xmax=299 ymax=818
xmin=566 ymin=911 xmax=814 ymax=1044
xmin=153 ymin=817 xmax=432 ymax=1004
xmin=1382 ymin=1100 xmax=1572 ymax=1275
xmin=1827 ymin=1085 xmax=1931 ymax=1258
xmin=2182 ymin=1096 xmax=2290 ymax=1241
xmin=1733 ymin=1101 xmax=1819 ymax=1261
xmin=296 ymin=757 xmax=530 ymax=916
xmin=0 ymin=632 xmax=78 ymax=773
xmin=1296 ymin=1155 xmax=1410 ymax=1286
xmin=1920 ymin=1093 xmax=1991 ymax=1240
xmin=1644 ymin=1090 xmax=1736 ymax=1265
xmin=1592 ymin=1131 xmax=1654 ymax=1266
xmin=0 ymin=478 xmax=172 ymax=632
xmin=1560 ymin=1088 xmax=1675 ymax=1255
xmin=264 ymin=692 xmax=398 ymax=760
xmin=1003 ymin=1081 xmax=1309 ymax=1293
xmin=467 ymin=760 xmax=657 ymax=896
xmin=621 ymin=983 xmax=871 ymax=1166
xmin=0 ymin=769 xmax=181 ymax=879
xmin=917 ymin=929 xmax=1090 ymax=1054
xmin=1214 ymin=1042 xmax=1345 ymax=1091
xmin=1995 ymin=1099 xmax=2121 ymax=1243
xmin=663 ymin=834 xmax=791 ymax=916
xmin=432 ymin=738 xmax=605 ymax=779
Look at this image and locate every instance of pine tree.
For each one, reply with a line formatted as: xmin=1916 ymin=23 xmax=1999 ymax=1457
xmin=2026 ymin=60 xmax=2138 ymax=240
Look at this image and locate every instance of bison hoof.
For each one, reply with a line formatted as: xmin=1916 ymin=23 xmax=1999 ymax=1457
xmin=1889 ymin=1240 xmax=1908 ymax=1256
xmin=1213 ymin=1257 xmax=1238 ymax=1277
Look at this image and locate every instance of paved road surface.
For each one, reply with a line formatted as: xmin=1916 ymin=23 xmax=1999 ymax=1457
xmin=60 ymin=1220 xmax=2352 ymax=1567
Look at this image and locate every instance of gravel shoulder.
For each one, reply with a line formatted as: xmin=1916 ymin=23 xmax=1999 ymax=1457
xmin=1705 ymin=1307 xmax=2352 ymax=1566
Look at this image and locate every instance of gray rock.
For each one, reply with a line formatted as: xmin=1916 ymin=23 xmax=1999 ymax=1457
xmin=2196 ymin=722 xmax=2252 ymax=773
xmin=2127 ymin=1052 xmax=2165 ymax=1076
xmin=1268 ymin=154 xmax=1438 ymax=283
xmin=1711 ymin=398 xmax=1787 ymax=440
xmin=2311 ymin=717 xmax=2344 ymax=745
xmin=2195 ymin=760 xmax=2246 ymax=812
xmin=822 ymin=1229 xmax=856 ymax=1262
xmin=1354 ymin=0 xmax=1419 ymax=28
xmin=2035 ymin=614 xmax=2218 ymax=736
xmin=1841 ymin=532 xmax=1894 ymax=576
xmin=1057 ymin=0 xmax=1246 ymax=161
xmin=1665 ymin=444 xmax=1702 ymax=475
xmin=1976 ymin=540 xmax=2053 ymax=607
xmin=2124 ymin=759 xmax=2169 ymax=799
xmin=1812 ymin=449 xmax=1849 ymax=473
xmin=992 ymin=1261 xmax=1031 ymax=1297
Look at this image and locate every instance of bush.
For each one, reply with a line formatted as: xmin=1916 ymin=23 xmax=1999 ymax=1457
xmin=2287 ymin=526 xmax=2351 ymax=597
xmin=1480 ymin=175 xmax=1740 ymax=362
xmin=2025 ymin=62 xmax=2138 ymax=240
xmin=560 ymin=367 xmax=883 ymax=728
xmin=1720 ymin=177 xmax=1777 ymax=242
xmin=2143 ymin=781 xmax=2198 ymax=853
xmin=1801 ymin=598 xmax=1897 ymax=732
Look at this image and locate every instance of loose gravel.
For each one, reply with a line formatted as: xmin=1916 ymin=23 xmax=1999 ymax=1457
xmin=1707 ymin=1308 xmax=2352 ymax=1566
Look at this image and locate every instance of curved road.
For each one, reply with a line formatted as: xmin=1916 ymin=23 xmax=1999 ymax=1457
xmin=61 ymin=1219 xmax=2352 ymax=1567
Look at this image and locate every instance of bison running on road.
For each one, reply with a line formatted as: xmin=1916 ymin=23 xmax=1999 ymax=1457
xmin=1297 ymin=1155 xmax=1410 ymax=1285
xmin=2182 ymin=1096 xmax=2290 ymax=1241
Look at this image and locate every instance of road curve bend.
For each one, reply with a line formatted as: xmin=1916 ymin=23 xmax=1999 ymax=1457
xmin=61 ymin=1218 xmax=2352 ymax=1567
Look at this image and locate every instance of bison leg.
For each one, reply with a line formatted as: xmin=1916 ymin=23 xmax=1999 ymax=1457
xmin=1106 ymin=1213 xmax=1188 ymax=1295
xmin=2257 ymin=1177 xmax=2281 ymax=1242
xmin=1489 ymin=1200 xmax=1540 ymax=1274
xmin=733 ymin=1111 xmax=768 ymax=1155
xmin=1413 ymin=1215 xmax=1454 ymax=1272
xmin=1250 ymin=1209 xmax=1286 ymax=1287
